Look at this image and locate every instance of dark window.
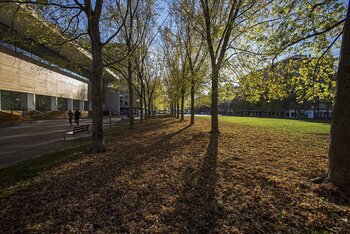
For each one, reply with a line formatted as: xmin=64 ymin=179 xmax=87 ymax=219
xmin=57 ymin=97 xmax=67 ymax=111
xmin=84 ymin=101 xmax=89 ymax=111
xmin=1 ymin=90 xmax=27 ymax=110
xmin=35 ymin=95 xmax=51 ymax=111
xmin=73 ymin=100 xmax=80 ymax=110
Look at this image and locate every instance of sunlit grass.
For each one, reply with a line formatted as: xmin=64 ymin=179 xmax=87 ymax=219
xmin=199 ymin=115 xmax=331 ymax=135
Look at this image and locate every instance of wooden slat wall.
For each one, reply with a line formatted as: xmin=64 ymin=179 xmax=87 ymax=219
xmin=0 ymin=51 xmax=88 ymax=100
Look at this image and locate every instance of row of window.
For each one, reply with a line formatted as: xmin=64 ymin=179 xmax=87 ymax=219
xmin=0 ymin=90 xmax=88 ymax=111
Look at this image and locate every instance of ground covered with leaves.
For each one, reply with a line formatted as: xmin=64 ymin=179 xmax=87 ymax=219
xmin=1 ymin=117 xmax=349 ymax=233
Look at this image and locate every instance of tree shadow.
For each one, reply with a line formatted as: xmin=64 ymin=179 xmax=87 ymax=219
xmin=314 ymin=184 xmax=350 ymax=206
xmin=0 ymin=119 xmax=195 ymax=232
xmin=167 ymin=132 xmax=221 ymax=232
xmin=136 ymin=119 xmax=179 ymax=132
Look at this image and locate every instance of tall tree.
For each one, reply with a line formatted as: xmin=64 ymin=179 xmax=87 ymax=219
xmin=199 ymin=0 xmax=243 ymax=133
xmin=174 ymin=0 xmax=208 ymax=124
xmin=3 ymin=0 xmax=129 ymax=152
xmin=107 ymin=0 xmax=154 ymax=128
xmin=328 ymin=1 xmax=350 ymax=191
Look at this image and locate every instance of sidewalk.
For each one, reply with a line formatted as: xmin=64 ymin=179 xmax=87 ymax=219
xmin=0 ymin=117 xmax=123 ymax=168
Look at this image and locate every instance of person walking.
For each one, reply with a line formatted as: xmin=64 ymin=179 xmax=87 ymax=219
xmin=67 ymin=110 xmax=73 ymax=126
xmin=74 ymin=109 xmax=81 ymax=125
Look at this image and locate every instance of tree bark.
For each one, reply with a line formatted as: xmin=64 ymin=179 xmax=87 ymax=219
xmin=148 ymin=97 xmax=151 ymax=118
xmin=128 ymin=60 xmax=134 ymax=129
xmin=139 ymin=79 xmax=144 ymax=123
xmin=211 ymin=67 xmax=219 ymax=133
xmin=180 ymin=90 xmax=185 ymax=121
xmin=143 ymin=88 xmax=147 ymax=119
xmin=328 ymin=2 xmax=350 ymax=190
xmin=139 ymin=93 xmax=143 ymax=123
xmin=90 ymin=45 xmax=106 ymax=152
xmin=88 ymin=2 xmax=106 ymax=153
xmin=190 ymin=76 xmax=195 ymax=124
xmin=176 ymin=100 xmax=180 ymax=119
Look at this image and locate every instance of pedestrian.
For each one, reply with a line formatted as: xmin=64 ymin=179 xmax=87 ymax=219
xmin=67 ymin=110 xmax=73 ymax=126
xmin=74 ymin=109 xmax=80 ymax=125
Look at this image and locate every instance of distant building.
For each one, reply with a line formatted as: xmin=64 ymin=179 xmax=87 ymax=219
xmin=103 ymin=88 xmax=139 ymax=116
xmin=218 ymin=55 xmax=334 ymax=119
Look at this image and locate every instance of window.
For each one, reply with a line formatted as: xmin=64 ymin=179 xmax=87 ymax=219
xmin=35 ymin=95 xmax=51 ymax=111
xmin=0 ymin=90 xmax=24 ymax=110
xmin=57 ymin=97 xmax=67 ymax=111
xmin=73 ymin=100 xmax=80 ymax=110
xmin=84 ymin=101 xmax=89 ymax=111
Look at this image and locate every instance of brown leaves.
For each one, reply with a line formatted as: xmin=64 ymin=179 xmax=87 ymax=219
xmin=0 ymin=117 xmax=349 ymax=233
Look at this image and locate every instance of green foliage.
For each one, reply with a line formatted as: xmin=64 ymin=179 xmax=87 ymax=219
xmin=237 ymin=56 xmax=336 ymax=106
xmin=219 ymin=82 xmax=236 ymax=102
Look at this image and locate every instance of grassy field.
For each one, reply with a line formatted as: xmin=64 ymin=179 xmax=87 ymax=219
xmin=200 ymin=115 xmax=331 ymax=135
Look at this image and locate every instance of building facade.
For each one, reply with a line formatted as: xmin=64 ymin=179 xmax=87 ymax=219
xmin=0 ymin=2 xmax=123 ymax=119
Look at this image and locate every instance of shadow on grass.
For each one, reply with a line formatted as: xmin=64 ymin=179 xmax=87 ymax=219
xmin=167 ymin=132 xmax=221 ymax=232
xmin=137 ymin=119 xmax=179 ymax=132
xmin=0 ymin=139 xmax=89 ymax=190
xmin=0 ymin=119 xmax=196 ymax=232
xmin=0 ymin=123 xmax=129 ymax=191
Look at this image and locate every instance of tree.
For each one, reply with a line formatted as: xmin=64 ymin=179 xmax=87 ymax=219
xmin=107 ymin=0 xmax=154 ymax=129
xmin=328 ymin=1 xmax=350 ymax=191
xmin=174 ymin=0 xmax=208 ymax=124
xmin=144 ymin=54 xmax=161 ymax=118
xmin=2 ymin=0 xmax=130 ymax=152
xmin=161 ymin=25 xmax=184 ymax=119
xmin=198 ymin=0 xmax=244 ymax=133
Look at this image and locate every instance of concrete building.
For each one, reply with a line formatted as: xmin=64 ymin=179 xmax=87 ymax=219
xmin=0 ymin=2 xmax=119 ymax=118
xmin=104 ymin=88 xmax=140 ymax=116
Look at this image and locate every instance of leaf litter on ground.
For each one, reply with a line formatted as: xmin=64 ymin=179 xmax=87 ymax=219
xmin=0 ymin=117 xmax=349 ymax=233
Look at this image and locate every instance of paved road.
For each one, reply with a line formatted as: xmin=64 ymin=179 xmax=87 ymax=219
xmin=0 ymin=117 xmax=122 ymax=168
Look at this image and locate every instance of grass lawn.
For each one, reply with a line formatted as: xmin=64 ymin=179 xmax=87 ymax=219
xmin=200 ymin=115 xmax=331 ymax=135
xmin=0 ymin=117 xmax=348 ymax=233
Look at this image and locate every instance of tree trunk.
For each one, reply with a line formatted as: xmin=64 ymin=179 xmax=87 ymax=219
xmin=328 ymin=3 xmax=350 ymax=190
xmin=151 ymin=101 xmax=155 ymax=116
xmin=89 ymin=19 xmax=106 ymax=153
xmin=313 ymin=100 xmax=317 ymax=119
xmin=326 ymin=104 xmax=330 ymax=120
xmin=139 ymin=81 xmax=144 ymax=123
xmin=176 ymin=100 xmax=180 ymax=119
xmin=143 ymin=89 xmax=147 ymax=119
xmin=180 ymin=90 xmax=185 ymax=121
xmin=148 ymin=97 xmax=151 ymax=118
xmin=127 ymin=60 xmax=134 ymax=129
xmin=139 ymin=91 xmax=143 ymax=123
xmin=190 ymin=76 xmax=195 ymax=124
xmin=170 ymin=102 xmax=173 ymax=116
xmin=211 ymin=67 xmax=219 ymax=133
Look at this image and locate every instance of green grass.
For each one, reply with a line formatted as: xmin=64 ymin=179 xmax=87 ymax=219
xmin=0 ymin=123 xmax=130 ymax=191
xmin=199 ymin=115 xmax=331 ymax=135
